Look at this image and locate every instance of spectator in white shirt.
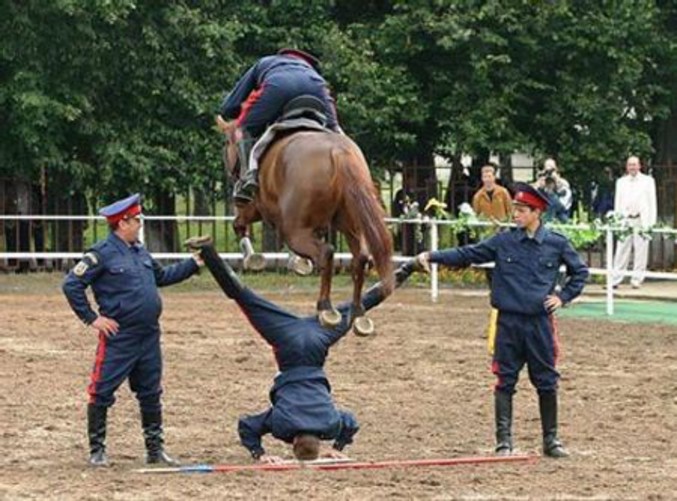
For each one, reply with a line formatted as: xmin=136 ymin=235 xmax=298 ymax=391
xmin=611 ymin=156 xmax=657 ymax=289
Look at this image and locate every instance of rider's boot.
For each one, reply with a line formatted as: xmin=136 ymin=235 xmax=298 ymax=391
xmin=234 ymin=133 xmax=257 ymax=203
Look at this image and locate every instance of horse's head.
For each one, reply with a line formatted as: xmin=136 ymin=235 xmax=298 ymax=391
xmin=216 ymin=115 xmax=240 ymax=179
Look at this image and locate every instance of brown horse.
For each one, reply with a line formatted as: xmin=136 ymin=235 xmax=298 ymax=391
xmin=216 ymin=116 xmax=393 ymax=334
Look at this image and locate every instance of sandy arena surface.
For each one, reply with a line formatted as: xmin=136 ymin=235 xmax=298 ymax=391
xmin=1 ymin=278 xmax=676 ymax=500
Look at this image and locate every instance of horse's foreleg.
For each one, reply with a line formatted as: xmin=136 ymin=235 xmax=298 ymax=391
xmin=239 ymin=236 xmax=266 ymax=271
xmin=235 ymin=219 xmax=265 ymax=271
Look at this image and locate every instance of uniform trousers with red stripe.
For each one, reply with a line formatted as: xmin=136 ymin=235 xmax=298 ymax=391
xmin=88 ymin=329 xmax=163 ymax=413
xmin=492 ymin=311 xmax=560 ymax=395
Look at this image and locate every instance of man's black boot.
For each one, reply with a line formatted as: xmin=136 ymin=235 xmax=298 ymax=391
xmin=87 ymin=404 xmax=110 ymax=467
xmin=494 ymin=390 xmax=513 ymax=456
xmin=539 ymin=391 xmax=569 ymax=458
xmin=142 ymin=410 xmax=180 ymax=465
xmin=234 ymin=135 xmax=257 ymax=202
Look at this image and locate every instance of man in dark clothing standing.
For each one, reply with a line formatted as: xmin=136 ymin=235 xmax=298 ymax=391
xmin=220 ymin=48 xmax=339 ymax=201
xmin=416 ymin=183 xmax=588 ymax=458
xmin=187 ymin=237 xmax=413 ymax=463
xmin=63 ymin=194 xmax=201 ymax=467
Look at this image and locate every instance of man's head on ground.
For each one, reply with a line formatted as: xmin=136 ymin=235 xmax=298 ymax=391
xmin=292 ymin=433 xmax=321 ymax=460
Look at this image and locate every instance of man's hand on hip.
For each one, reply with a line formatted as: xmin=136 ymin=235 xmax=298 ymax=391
xmin=91 ymin=316 xmax=119 ymax=337
xmin=544 ymin=295 xmax=563 ymax=313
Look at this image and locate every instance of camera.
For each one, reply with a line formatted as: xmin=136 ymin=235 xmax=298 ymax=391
xmin=537 ymin=167 xmax=556 ymax=182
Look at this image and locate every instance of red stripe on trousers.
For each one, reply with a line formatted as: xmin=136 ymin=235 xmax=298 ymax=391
xmin=236 ymin=86 xmax=265 ymax=127
xmin=549 ymin=314 xmax=561 ymax=365
xmin=87 ymin=332 xmax=107 ymax=404
xmin=491 ymin=359 xmax=501 ymax=391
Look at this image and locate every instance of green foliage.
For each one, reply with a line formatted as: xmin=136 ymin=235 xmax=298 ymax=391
xmin=1 ymin=1 xmax=675 ymax=204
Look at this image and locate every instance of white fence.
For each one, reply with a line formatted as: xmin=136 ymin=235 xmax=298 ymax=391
xmin=1 ymin=214 xmax=676 ymax=316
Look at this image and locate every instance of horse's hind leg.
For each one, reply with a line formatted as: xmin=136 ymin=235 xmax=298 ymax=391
xmin=346 ymin=236 xmax=374 ymax=336
xmin=285 ymin=229 xmax=341 ymax=327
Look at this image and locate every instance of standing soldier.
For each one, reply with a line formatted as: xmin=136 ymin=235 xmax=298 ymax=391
xmin=62 ymin=194 xmax=201 ymax=467
xmin=416 ymin=183 xmax=588 ymax=458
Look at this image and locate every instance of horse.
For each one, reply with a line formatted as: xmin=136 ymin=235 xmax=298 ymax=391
xmin=216 ymin=115 xmax=394 ymax=335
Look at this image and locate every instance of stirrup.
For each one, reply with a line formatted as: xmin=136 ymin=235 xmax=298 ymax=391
xmin=241 ymin=169 xmax=259 ymax=187
xmin=234 ymin=178 xmax=257 ymax=203
xmin=234 ymin=189 xmax=255 ymax=203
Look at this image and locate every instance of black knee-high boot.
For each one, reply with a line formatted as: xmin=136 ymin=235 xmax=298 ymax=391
xmin=494 ymin=391 xmax=513 ymax=455
xmin=234 ymin=133 xmax=257 ymax=202
xmin=87 ymin=404 xmax=110 ymax=467
xmin=539 ymin=391 xmax=569 ymax=458
xmin=142 ymin=410 xmax=179 ymax=465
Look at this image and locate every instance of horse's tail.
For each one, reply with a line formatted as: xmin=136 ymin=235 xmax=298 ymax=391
xmin=334 ymin=146 xmax=394 ymax=296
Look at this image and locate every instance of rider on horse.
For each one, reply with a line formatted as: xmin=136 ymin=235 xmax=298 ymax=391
xmin=219 ymin=48 xmax=340 ymax=202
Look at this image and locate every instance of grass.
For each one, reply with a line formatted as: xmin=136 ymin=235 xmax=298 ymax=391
xmin=0 ymin=269 xmax=386 ymax=296
xmin=560 ymin=300 xmax=677 ymax=325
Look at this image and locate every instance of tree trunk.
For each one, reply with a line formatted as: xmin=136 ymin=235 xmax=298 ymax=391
xmin=653 ymin=102 xmax=677 ymax=226
xmin=193 ymin=186 xmax=212 ymax=216
xmin=145 ymin=190 xmax=177 ymax=253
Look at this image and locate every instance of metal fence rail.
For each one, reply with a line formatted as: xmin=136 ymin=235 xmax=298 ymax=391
xmin=1 ymin=215 xmax=676 ymax=316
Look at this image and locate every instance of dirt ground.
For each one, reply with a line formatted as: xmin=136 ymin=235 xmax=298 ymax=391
xmin=1 ymin=277 xmax=676 ymax=500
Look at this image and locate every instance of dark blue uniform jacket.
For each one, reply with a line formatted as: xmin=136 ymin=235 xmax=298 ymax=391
xmin=219 ymin=54 xmax=337 ymax=130
xmin=430 ymin=225 xmax=588 ymax=315
xmin=63 ymin=232 xmax=199 ymax=333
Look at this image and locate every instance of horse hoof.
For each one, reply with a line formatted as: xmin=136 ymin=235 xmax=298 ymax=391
xmin=244 ymin=253 xmax=266 ymax=271
xmin=319 ymin=309 xmax=342 ymax=327
xmin=289 ymin=256 xmax=313 ymax=276
xmin=353 ymin=317 xmax=375 ymax=337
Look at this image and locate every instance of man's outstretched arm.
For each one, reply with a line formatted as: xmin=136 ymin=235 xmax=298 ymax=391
xmin=334 ymin=261 xmax=415 ymax=317
xmin=333 ymin=410 xmax=360 ymax=451
xmin=238 ymin=410 xmax=272 ymax=461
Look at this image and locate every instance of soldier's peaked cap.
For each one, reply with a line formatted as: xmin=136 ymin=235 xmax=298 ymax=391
xmin=512 ymin=183 xmax=549 ymax=211
xmin=99 ymin=193 xmax=142 ymax=224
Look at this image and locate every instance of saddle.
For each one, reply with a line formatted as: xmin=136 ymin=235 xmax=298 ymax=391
xmin=279 ymin=95 xmax=328 ymax=127
xmin=248 ymin=95 xmax=336 ymax=174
